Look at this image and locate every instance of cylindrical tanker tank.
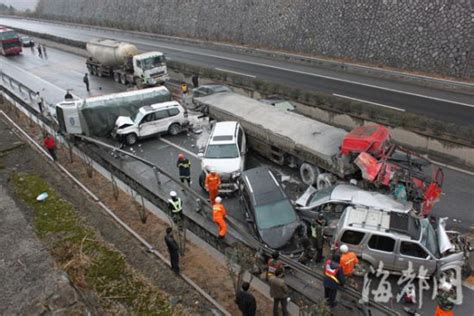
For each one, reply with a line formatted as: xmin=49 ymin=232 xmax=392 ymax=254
xmin=86 ymin=39 xmax=139 ymax=67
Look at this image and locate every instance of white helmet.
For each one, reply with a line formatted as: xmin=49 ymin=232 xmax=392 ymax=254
xmin=209 ymin=167 xmax=216 ymax=173
xmin=439 ymin=281 xmax=452 ymax=292
xmin=340 ymin=244 xmax=349 ymax=253
xmin=215 ymin=196 xmax=222 ymax=203
xmin=349 ymin=179 xmax=358 ymax=186
xmin=170 ymin=191 xmax=177 ymax=197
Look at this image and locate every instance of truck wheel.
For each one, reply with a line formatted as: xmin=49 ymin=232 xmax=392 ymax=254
xmin=300 ymin=163 xmax=320 ymax=186
xmin=113 ymin=72 xmax=120 ymax=83
xmin=135 ymin=78 xmax=144 ymax=89
xmin=317 ymin=173 xmax=335 ymax=189
xmin=168 ymin=123 xmax=181 ymax=136
xmin=120 ymin=74 xmax=127 ymax=85
xmin=125 ymin=133 xmax=137 ymax=146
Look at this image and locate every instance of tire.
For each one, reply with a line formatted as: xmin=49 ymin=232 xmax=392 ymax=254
xmin=168 ymin=123 xmax=181 ymax=136
xmin=352 ymin=260 xmax=372 ymax=277
xmin=316 ymin=173 xmax=335 ymax=190
xmin=120 ymin=74 xmax=127 ymax=85
xmin=113 ymin=72 xmax=120 ymax=83
xmin=300 ymin=163 xmax=320 ymax=186
xmin=125 ymin=133 xmax=137 ymax=146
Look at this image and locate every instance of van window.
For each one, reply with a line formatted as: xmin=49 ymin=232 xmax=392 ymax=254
xmin=368 ymin=235 xmax=395 ymax=252
xmin=154 ymin=110 xmax=169 ymax=120
xmin=141 ymin=113 xmax=155 ymax=124
xmin=340 ymin=230 xmax=365 ymax=245
xmin=400 ymin=241 xmax=429 ymax=259
xmin=168 ymin=108 xmax=179 ymax=117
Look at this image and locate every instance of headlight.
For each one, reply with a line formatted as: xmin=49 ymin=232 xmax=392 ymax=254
xmin=231 ymin=171 xmax=241 ymax=179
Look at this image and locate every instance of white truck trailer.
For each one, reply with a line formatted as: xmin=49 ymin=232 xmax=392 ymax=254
xmin=193 ymin=92 xmax=444 ymax=215
xmin=86 ymin=39 xmax=169 ymax=87
xmin=55 ymin=87 xmax=171 ymax=137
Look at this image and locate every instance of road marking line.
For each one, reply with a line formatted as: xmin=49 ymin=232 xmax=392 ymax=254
xmin=130 ymin=42 xmax=474 ymax=108
xmin=215 ymin=68 xmax=256 ymax=78
xmin=426 ymin=158 xmax=474 ymax=176
xmin=159 ymin=137 xmax=200 ymax=159
xmin=332 ymin=94 xmax=406 ymax=112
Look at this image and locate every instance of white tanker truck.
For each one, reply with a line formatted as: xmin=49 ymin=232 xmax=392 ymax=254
xmin=86 ymin=39 xmax=169 ymax=88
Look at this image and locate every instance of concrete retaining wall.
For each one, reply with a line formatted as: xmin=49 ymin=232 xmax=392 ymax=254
xmin=35 ymin=0 xmax=473 ymax=78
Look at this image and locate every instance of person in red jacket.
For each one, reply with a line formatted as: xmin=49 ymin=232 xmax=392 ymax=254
xmin=43 ymin=133 xmax=57 ymax=161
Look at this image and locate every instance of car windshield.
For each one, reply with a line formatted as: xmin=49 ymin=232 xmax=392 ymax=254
xmin=420 ymin=218 xmax=440 ymax=258
xmin=309 ymin=186 xmax=334 ymax=206
xmin=141 ymin=56 xmax=165 ymax=70
xmin=255 ymin=199 xmax=297 ymax=230
xmin=131 ymin=111 xmax=144 ymax=124
xmin=205 ymin=144 xmax=239 ymax=159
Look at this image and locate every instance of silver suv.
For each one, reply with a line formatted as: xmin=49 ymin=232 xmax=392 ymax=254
xmin=332 ymin=206 xmax=465 ymax=276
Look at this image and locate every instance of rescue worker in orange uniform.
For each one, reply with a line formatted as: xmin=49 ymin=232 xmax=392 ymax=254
xmin=339 ymin=244 xmax=359 ymax=289
xmin=339 ymin=244 xmax=359 ymax=276
xmin=212 ymin=196 xmax=227 ymax=239
xmin=205 ymin=168 xmax=221 ymax=204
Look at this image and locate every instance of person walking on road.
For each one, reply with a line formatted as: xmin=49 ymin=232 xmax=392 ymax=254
xmin=339 ymin=244 xmax=359 ymax=288
xmin=177 ymin=153 xmax=191 ymax=187
xmin=235 ymin=281 xmax=257 ymax=316
xmin=37 ymin=44 xmax=43 ymax=58
xmin=323 ymin=254 xmax=345 ymax=308
xmin=30 ymin=41 xmax=34 ymax=53
xmin=205 ymin=168 xmax=221 ymax=204
xmin=164 ymin=227 xmax=180 ymax=275
xmin=310 ymin=213 xmax=326 ymax=263
xmin=43 ymin=133 xmax=57 ymax=161
xmin=83 ymin=73 xmax=90 ymax=92
xmin=181 ymin=81 xmax=189 ymax=102
xmin=192 ymin=74 xmax=199 ymax=88
xmin=269 ymin=268 xmax=289 ymax=316
xmin=434 ymin=281 xmax=455 ymax=316
xmin=168 ymin=191 xmax=183 ymax=227
xmin=212 ymin=196 xmax=227 ymax=239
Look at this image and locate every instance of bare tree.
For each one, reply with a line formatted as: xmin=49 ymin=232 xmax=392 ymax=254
xmin=225 ymin=245 xmax=256 ymax=294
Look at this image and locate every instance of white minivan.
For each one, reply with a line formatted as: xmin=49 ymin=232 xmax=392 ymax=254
xmin=114 ymin=101 xmax=187 ymax=145
xmin=199 ymin=121 xmax=247 ymax=193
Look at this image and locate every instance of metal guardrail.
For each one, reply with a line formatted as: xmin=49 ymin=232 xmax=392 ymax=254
xmin=0 ymin=71 xmax=399 ymax=316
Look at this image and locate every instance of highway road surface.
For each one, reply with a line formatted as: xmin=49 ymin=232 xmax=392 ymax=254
xmin=2 ymin=44 xmax=474 ymax=316
xmin=0 ymin=17 xmax=473 ymax=126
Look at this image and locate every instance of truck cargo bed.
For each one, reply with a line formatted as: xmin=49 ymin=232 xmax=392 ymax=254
xmin=194 ymin=93 xmax=347 ymax=174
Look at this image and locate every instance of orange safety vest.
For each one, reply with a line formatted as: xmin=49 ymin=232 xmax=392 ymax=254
xmin=434 ymin=306 xmax=454 ymax=316
xmin=206 ymin=173 xmax=221 ymax=190
xmin=340 ymin=252 xmax=359 ymax=276
xmin=212 ymin=203 xmax=227 ymax=221
xmin=324 ymin=259 xmax=341 ymax=284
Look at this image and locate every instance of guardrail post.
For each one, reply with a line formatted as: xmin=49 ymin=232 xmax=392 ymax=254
xmin=153 ymin=166 xmax=161 ymax=186
xmin=195 ymin=198 xmax=203 ymax=214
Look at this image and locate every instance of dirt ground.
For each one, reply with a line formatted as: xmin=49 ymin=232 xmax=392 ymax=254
xmin=0 ymin=99 xmax=273 ymax=314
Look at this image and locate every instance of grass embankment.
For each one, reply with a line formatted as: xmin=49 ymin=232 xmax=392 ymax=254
xmin=12 ymin=172 xmax=179 ymax=315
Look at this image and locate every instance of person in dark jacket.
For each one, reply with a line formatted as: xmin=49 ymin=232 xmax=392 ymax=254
xmin=235 ymin=281 xmax=256 ymax=316
xmin=310 ymin=213 xmax=326 ymax=263
xmin=164 ymin=227 xmax=180 ymax=275
xmin=192 ymin=74 xmax=199 ymax=88
xmin=83 ymin=73 xmax=90 ymax=92
xmin=176 ymin=153 xmax=191 ymax=187
xmin=323 ymin=254 xmax=345 ymax=308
